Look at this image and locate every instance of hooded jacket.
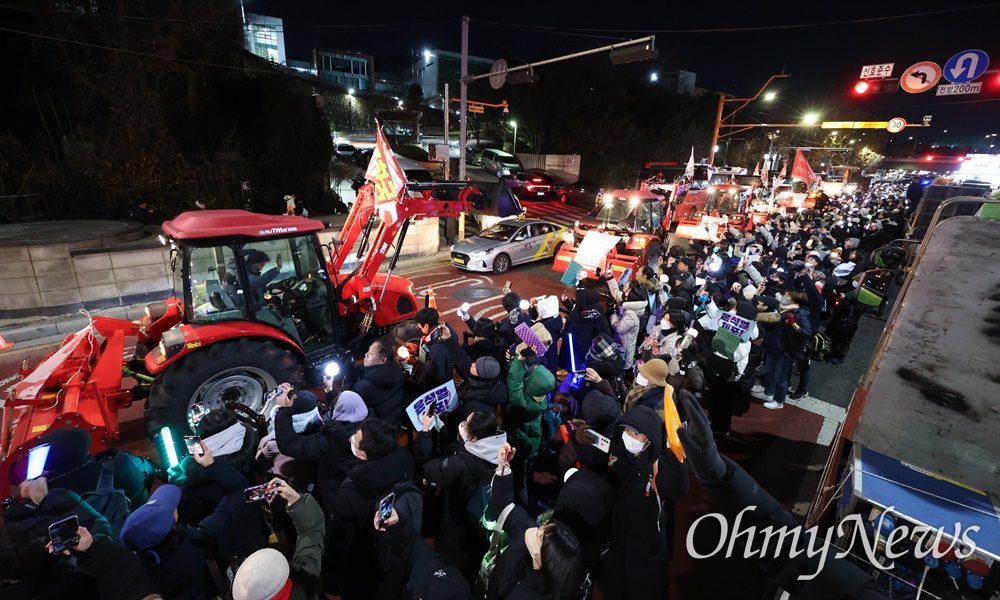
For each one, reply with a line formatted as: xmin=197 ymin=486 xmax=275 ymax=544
xmin=601 ymin=405 xmax=689 ymax=600
xmin=611 ymin=299 xmax=646 ymax=369
xmin=458 ymin=374 xmax=508 ymax=415
xmin=350 ymin=361 xmax=405 ymax=426
xmin=505 ymin=358 xmax=556 ymax=454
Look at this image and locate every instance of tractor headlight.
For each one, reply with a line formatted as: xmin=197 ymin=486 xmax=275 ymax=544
xmin=153 ymin=328 xmax=185 ymax=365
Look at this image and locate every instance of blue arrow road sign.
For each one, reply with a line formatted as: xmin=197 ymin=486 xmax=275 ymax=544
xmin=944 ymin=49 xmax=989 ymax=84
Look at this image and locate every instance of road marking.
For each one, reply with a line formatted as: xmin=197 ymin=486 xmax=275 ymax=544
xmin=785 ymin=394 xmax=846 ymax=447
xmin=440 ymin=296 xmax=502 ymax=316
xmin=412 ymin=276 xmax=468 ymax=292
xmin=474 ymin=306 xmax=505 ymax=320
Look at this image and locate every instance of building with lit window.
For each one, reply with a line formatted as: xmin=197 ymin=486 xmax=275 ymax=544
xmin=243 ymin=14 xmax=286 ymax=66
xmin=313 ymin=49 xmax=375 ymax=92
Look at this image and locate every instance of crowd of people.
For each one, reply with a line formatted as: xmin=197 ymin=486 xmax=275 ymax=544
xmin=0 ymin=193 xmax=914 ymax=600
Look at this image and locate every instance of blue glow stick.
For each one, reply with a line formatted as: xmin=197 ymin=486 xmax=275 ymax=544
xmin=568 ymin=332 xmax=576 ymax=373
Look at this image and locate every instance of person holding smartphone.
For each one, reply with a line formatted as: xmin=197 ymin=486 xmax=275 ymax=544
xmin=120 ymin=446 xmax=246 ymax=600
xmin=3 ymin=476 xmax=113 ymax=544
xmin=231 ymin=479 xmax=325 ymax=600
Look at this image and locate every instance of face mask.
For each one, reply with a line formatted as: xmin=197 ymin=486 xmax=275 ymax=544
xmin=742 ymin=286 xmax=756 ymax=301
xmin=698 ymin=294 xmax=709 ymax=303
xmin=779 ymin=296 xmax=793 ymax=306
xmin=806 ymin=260 xmax=818 ymax=268
xmin=350 ymin=433 xmax=362 ymax=459
xmin=458 ymin=422 xmax=472 ymax=443
xmin=659 ymin=274 xmax=669 ymax=283
xmin=622 ymin=431 xmax=648 ymax=455
xmin=635 ymin=373 xmax=649 ymax=387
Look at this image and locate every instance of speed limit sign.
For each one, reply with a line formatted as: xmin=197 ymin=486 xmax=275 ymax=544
xmin=886 ymin=118 xmax=907 ymax=133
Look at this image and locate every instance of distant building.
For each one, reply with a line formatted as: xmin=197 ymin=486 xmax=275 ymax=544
xmin=243 ymin=14 xmax=286 ymax=66
xmin=314 ymin=49 xmax=375 ymax=92
xmin=287 ymin=59 xmax=317 ymax=76
xmin=662 ymin=70 xmax=696 ymax=96
xmin=409 ymin=50 xmax=494 ymax=104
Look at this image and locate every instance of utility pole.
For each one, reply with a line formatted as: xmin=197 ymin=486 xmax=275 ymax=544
xmin=443 ymin=82 xmax=450 ymax=180
xmin=458 ymin=16 xmax=469 ymax=241
xmin=709 ymin=73 xmax=788 ymax=166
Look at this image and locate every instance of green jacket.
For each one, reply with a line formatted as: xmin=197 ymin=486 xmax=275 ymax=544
xmin=506 ymin=358 xmax=556 ymax=454
xmin=287 ymin=493 xmax=325 ymax=584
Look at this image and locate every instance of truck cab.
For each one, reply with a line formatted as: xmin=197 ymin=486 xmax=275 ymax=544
xmin=572 ymin=188 xmax=665 ymax=245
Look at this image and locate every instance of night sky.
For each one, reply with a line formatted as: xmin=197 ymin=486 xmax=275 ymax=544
xmin=245 ymin=0 xmax=999 ymax=146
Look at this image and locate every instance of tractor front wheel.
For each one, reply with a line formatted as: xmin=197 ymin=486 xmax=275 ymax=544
xmin=145 ymin=339 xmax=302 ymax=437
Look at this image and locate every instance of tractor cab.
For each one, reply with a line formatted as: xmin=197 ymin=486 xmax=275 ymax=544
xmin=164 ymin=211 xmax=340 ymax=357
xmin=572 ymin=189 xmax=665 ymax=245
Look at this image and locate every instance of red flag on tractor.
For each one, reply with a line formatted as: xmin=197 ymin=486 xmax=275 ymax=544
xmin=365 ymin=121 xmax=407 ymax=225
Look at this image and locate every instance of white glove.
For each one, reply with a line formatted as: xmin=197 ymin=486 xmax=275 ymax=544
xmin=457 ymin=309 xmax=468 ymax=320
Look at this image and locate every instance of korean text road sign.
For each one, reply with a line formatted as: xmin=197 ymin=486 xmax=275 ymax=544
xmin=944 ymin=49 xmax=989 ymax=84
xmin=936 ymin=82 xmax=982 ymax=96
xmin=859 ymin=63 xmax=894 ymax=79
xmin=901 ymin=61 xmax=942 ymax=93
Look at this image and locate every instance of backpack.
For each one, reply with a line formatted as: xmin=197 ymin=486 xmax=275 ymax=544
xmin=81 ymin=458 xmax=131 ymax=538
xmin=466 ymin=481 xmax=492 ymax=537
xmin=809 ymin=331 xmax=833 ymax=362
xmin=381 ymin=477 xmax=423 ymax=535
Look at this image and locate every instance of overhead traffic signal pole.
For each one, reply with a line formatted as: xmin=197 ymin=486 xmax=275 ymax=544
xmin=709 ymin=73 xmax=788 ymax=166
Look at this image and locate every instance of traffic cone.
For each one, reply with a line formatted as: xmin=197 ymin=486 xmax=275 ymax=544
xmin=0 ymin=334 xmax=13 ymax=352
xmin=427 ymin=285 xmax=437 ymax=309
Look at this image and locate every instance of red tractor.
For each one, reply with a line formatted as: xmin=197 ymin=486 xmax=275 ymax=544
xmin=0 ymin=181 xmax=477 ymax=497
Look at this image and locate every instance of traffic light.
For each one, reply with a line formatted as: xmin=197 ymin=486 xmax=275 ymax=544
xmin=507 ymin=67 xmax=540 ymax=85
xmin=853 ymin=78 xmax=899 ymax=94
xmin=609 ymin=39 xmax=658 ymax=65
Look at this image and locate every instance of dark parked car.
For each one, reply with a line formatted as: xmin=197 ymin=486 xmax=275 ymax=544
xmin=351 ymin=147 xmax=373 ymax=168
xmin=510 ymin=170 xmax=557 ymax=201
xmin=481 ymin=149 xmax=522 ymax=177
xmin=335 ymin=142 xmax=358 ymax=160
xmin=556 ymin=180 xmax=604 ymax=205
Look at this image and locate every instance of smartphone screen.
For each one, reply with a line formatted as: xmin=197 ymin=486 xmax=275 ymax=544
xmin=183 ymin=436 xmax=204 ymax=456
xmin=49 ymin=515 xmax=80 ymax=553
xmin=189 ymin=403 xmax=207 ymax=425
xmin=26 ymin=444 xmax=51 ymax=480
xmin=263 ymin=387 xmax=282 ymax=405
xmin=585 ymin=430 xmax=612 ymax=453
xmin=378 ymin=493 xmax=395 ymax=527
xmin=245 ymin=483 xmax=277 ymax=503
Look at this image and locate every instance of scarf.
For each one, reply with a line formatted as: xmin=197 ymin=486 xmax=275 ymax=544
xmin=292 ymin=407 xmax=321 ymax=433
xmin=203 ymin=422 xmax=246 ymax=457
xmin=624 ymin=383 xmax=659 ymax=412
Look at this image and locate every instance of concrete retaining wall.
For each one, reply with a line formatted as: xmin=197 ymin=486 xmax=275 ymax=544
xmin=0 ymin=243 xmax=173 ymax=319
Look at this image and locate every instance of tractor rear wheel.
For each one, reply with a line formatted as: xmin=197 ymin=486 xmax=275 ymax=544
xmin=145 ymin=339 xmax=302 ymax=437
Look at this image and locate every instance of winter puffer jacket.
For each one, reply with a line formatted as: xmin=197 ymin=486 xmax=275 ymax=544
xmin=349 ymin=361 xmax=405 ymax=426
xmin=601 ymin=405 xmax=689 ymax=600
xmin=611 ymin=299 xmax=646 ymax=369
xmin=505 ymin=358 xmax=556 ymax=454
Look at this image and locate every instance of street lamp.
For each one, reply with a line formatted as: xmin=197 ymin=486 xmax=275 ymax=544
xmin=423 ymin=49 xmax=432 ymax=61
xmin=802 ymin=113 xmax=819 ymax=125
xmin=650 ymin=72 xmax=659 ymax=82
xmin=764 ymin=92 xmax=776 ymax=101
xmin=348 ymin=88 xmax=355 ymax=96
xmin=510 ymin=120 xmax=518 ymax=154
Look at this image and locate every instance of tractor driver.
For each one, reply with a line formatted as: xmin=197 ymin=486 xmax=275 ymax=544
xmin=244 ymin=249 xmax=283 ymax=305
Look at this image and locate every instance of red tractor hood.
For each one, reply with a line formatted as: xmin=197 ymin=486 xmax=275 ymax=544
xmin=162 ymin=210 xmax=325 ymax=240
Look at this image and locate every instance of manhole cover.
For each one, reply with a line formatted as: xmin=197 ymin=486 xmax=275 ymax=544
xmin=453 ymin=286 xmax=501 ymax=302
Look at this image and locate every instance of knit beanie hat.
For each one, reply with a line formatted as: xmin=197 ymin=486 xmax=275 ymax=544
xmin=332 ymin=390 xmax=369 ymax=423
xmin=232 ymin=548 xmax=290 ymax=600
xmin=290 ymin=390 xmax=320 ymax=434
xmin=582 ymin=390 xmax=623 ymax=435
xmin=474 ymin=356 xmax=501 ymax=380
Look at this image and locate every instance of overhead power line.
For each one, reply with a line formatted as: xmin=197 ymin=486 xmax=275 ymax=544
xmin=480 ymin=4 xmax=994 ymax=34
